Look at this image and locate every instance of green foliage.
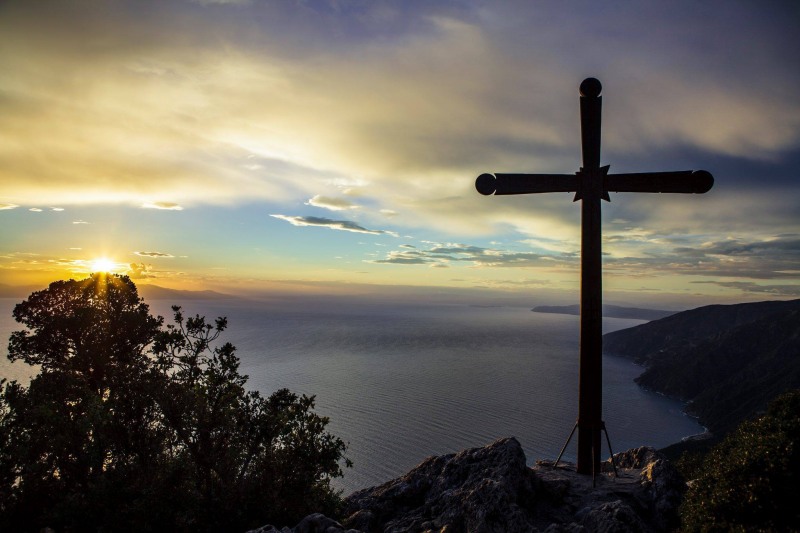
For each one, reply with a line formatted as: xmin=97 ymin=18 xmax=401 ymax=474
xmin=680 ymin=390 xmax=800 ymax=532
xmin=152 ymin=305 xmax=351 ymax=529
xmin=0 ymin=274 xmax=349 ymax=532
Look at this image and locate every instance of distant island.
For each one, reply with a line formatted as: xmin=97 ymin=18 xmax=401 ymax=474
xmin=532 ymin=304 xmax=676 ymax=321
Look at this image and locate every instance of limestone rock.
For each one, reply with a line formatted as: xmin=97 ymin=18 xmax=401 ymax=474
xmin=246 ymin=525 xmax=292 ymax=533
xmin=249 ymin=440 xmax=686 ymax=533
xmin=343 ymin=437 xmax=538 ymax=532
xmin=626 ymin=450 xmax=685 ymax=531
xmin=246 ymin=512 xmax=361 ymax=533
xmin=579 ymin=500 xmax=649 ymax=532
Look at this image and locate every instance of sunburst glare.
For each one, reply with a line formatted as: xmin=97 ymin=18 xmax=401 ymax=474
xmin=90 ymin=257 xmax=117 ymax=273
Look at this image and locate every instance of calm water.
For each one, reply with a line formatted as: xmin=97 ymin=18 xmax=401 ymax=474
xmin=0 ymin=297 xmax=702 ymax=494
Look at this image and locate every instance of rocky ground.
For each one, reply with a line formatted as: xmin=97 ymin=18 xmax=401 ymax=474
xmin=248 ymin=437 xmax=685 ymax=533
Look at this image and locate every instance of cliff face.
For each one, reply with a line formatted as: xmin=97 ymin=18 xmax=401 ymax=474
xmin=603 ymin=299 xmax=800 ymax=434
xmin=249 ymin=437 xmax=685 ymax=533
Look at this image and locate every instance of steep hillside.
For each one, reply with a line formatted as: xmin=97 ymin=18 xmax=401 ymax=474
xmin=603 ymin=299 xmax=800 ymax=434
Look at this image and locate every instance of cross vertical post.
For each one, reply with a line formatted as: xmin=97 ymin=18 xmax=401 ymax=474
xmin=577 ymin=77 xmax=604 ymax=474
xmin=475 ymin=78 xmax=713 ymax=479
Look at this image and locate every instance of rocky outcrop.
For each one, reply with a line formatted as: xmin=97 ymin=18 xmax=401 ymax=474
xmin=343 ymin=437 xmax=538 ymax=532
xmin=247 ymin=513 xmax=360 ymax=533
xmin=249 ymin=438 xmax=686 ymax=533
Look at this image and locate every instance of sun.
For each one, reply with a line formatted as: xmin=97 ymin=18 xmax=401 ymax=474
xmin=90 ymin=257 xmax=117 ymax=273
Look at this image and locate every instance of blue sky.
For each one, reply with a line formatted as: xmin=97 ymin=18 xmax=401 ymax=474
xmin=1 ymin=0 xmax=798 ymax=306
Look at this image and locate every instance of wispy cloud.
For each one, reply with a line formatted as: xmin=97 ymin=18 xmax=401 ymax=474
xmin=666 ymin=236 xmax=800 ymax=280
xmin=134 ymin=251 xmax=175 ymax=258
xmin=305 ymin=195 xmax=359 ymax=211
xmin=371 ymin=234 xmax=800 ymax=286
xmin=142 ymin=202 xmax=184 ymax=211
xmin=691 ymin=281 xmax=800 ymax=298
xmin=271 ymin=215 xmax=399 ymax=236
xmin=372 ymin=242 xmax=573 ymax=269
xmin=0 ymin=204 xmax=19 ymax=210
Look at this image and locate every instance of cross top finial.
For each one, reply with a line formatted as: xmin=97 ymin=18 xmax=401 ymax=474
xmin=579 ymin=78 xmax=602 ymax=98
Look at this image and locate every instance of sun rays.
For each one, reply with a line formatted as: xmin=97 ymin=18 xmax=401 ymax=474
xmin=90 ymin=257 xmax=119 ymax=274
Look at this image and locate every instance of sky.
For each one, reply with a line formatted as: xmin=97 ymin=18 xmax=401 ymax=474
xmin=1 ymin=0 xmax=799 ymax=308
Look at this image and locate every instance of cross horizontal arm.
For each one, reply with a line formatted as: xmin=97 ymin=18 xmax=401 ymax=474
xmin=476 ymin=173 xmax=578 ymax=196
xmin=605 ymin=170 xmax=713 ymax=194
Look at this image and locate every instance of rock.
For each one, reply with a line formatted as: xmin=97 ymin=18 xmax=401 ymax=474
xmin=246 ymin=513 xmax=361 ymax=533
xmin=294 ymin=513 xmax=359 ymax=533
xmin=245 ymin=525 xmax=292 ymax=533
xmin=605 ymin=447 xmax=685 ymax=530
xmin=343 ymin=437 xmax=538 ymax=532
xmin=579 ymin=500 xmax=649 ymax=532
xmin=609 ymin=447 xmax=661 ymax=470
xmin=637 ymin=458 xmax=685 ymax=531
xmin=249 ymin=440 xmax=686 ymax=533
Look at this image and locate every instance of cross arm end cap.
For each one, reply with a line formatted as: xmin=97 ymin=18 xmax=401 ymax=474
xmin=692 ymin=170 xmax=714 ymax=193
xmin=476 ymin=173 xmax=497 ymax=195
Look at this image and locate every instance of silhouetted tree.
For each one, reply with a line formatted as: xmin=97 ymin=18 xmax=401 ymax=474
xmin=0 ymin=274 xmax=349 ymax=532
xmin=152 ymin=306 xmax=350 ymax=529
xmin=680 ymin=389 xmax=800 ymax=532
xmin=0 ymin=274 xmax=164 ymax=530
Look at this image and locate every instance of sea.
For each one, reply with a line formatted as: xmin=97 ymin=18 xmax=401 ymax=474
xmin=0 ymin=296 xmax=703 ymax=495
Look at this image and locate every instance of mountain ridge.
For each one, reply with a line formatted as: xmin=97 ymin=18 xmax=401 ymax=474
xmin=603 ymin=298 xmax=800 ymax=434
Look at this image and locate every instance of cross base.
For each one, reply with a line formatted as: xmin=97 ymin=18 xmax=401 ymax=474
xmin=554 ymin=419 xmax=618 ymax=486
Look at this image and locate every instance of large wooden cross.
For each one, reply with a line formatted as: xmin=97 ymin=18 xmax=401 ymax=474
xmin=475 ymin=78 xmax=713 ymax=476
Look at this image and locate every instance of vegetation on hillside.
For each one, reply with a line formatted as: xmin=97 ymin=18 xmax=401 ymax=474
xmin=0 ymin=274 xmax=350 ymax=532
xmin=678 ymin=390 xmax=800 ymax=532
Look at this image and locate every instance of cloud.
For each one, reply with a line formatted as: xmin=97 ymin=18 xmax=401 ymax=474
xmin=142 ymin=202 xmax=184 ymax=211
xmin=372 ymin=252 xmax=431 ymax=265
xmin=128 ymin=262 xmax=156 ymax=279
xmin=371 ymin=241 xmax=573 ymax=269
xmin=3 ymin=1 xmax=796 ymax=219
xmin=305 ymin=195 xmax=359 ymax=211
xmin=270 ymin=214 xmax=399 ymax=236
xmin=0 ymin=1 xmax=797 ymax=298
xmin=134 ymin=251 xmax=174 ymax=258
xmin=691 ymin=281 xmax=800 ymax=298
xmin=662 ymin=236 xmax=800 ymax=280
xmin=369 ymin=234 xmax=800 ymax=287
xmin=0 ymin=204 xmax=19 ymax=210
xmin=72 ymin=220 xmax=89 ymax=224
xmin=29 ymin=208 xmax=42 ymax=212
